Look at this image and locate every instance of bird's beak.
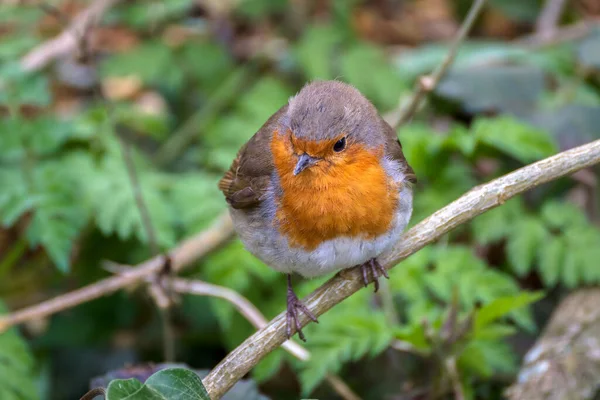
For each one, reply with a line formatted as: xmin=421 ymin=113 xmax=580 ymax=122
xmin=293 ymin=153 xmax=319 ymax=175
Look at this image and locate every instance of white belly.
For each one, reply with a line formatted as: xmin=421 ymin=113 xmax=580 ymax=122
xmin=230 ymin=185 xmax=413 ymax=278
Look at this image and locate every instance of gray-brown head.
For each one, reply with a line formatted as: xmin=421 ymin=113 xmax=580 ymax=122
xmin=277 ymin=80 xmax=388 ymax=175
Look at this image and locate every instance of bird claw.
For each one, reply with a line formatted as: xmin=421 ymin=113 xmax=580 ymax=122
xmin=286 ymin=286 xmax=318 ymax=342
xmin=359 ymin=258 xmax=389 ymax=293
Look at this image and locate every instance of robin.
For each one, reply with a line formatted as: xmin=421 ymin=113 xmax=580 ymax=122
xmin=218 ymin=80 xmax=416 ymax=341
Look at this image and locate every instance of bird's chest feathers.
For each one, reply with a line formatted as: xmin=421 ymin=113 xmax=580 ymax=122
xmin=270 ymin=131 xmax=399 ymax=250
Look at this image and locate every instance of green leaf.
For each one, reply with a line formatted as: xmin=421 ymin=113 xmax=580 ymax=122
xmin=300 ymin=309 xmax=392 ymax=394
xmin=168 ymin=173 xmax=225 ymax=235
xmin=113 ymin=0 xmax=195 ymax=28
xmin=0 ymin=167 xmax=30 ymax=227
xmin=537 ymin=235 xmax=564 ymax=287
xmin=473 ymin=116 xmax=558 ymax=163
xmin=86 ymin=152 xmax=175 ymax=248
xmin=474 ymin=292 xmax=544 ymax=332
xmin=471 ymin=198 xmax=523 ymax=245
xmin=100 ymin=41 xmax=183 ymax=89
xmin=339 ymin=42 xmax=408 ymax=110
xmin=540 ymin=201 xmax=587 ymax=230
xmin=295 ymin=24 xmax=343 ymax=80
xmin=106 ymin=368 xmax=210 ymax=400
xmin=507 ymin=217 xmax=548 ymax=276
xmin=489 ymin=0 xmax=541 ymax=22
xmin=0 ymin=303 xmax=39 ymax=400
xmin=0 ymin=157 xmax=88 ymax=272
xmin=459 ymin=340 xmax=517 ymax=378
xmin=0 ymin=63 xmax=51 ymax=106
xmin=473 ymin=323 xmax=517 ymax=340
xmin=236 ymin=0 xmax=289 ymax=19
xmin=144 ymin=368 xmax=210 ymax=399
xmin=253 ymin=349 xmax=285 ymax=383
xmin=437 ymin=66 xmax=546 ymax=115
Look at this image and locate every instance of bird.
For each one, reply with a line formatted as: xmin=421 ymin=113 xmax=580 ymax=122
xmin=218 ymin=80 xmax=416 ymax=341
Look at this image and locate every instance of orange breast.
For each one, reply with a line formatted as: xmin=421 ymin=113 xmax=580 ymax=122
xmin=270 ymin=131 xmax=399 ymax=250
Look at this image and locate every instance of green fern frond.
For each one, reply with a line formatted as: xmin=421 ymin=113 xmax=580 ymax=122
xmin=0 ymin=303 xmax=38 ymax=400
xmin=300 ymin=308 xmax=392 ymax=394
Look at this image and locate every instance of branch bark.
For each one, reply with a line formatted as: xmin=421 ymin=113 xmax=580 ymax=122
xmin=170 ymin=278 xmax=362 ymax=400
xmin=506 ymin=288 xmax=600 ymax=400
xmin=202 ymin=139 xmax=600 ymax=399
xmin=390 ymin=0 xmax=488 ymax=129
xmin=21 ymin=0 xmax=121 ymax=72
xmin=0 ymin=213 xmax=234 ymax=333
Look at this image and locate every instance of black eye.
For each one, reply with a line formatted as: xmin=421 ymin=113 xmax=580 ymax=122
xmin=333 ymin=137 xmax=346 ymax=152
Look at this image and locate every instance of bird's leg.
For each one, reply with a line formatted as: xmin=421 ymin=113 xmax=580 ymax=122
xmin=359 ymin=258 xmax=389 ymax=293
xmin=286 ymin=274 xmax=318 ymax=342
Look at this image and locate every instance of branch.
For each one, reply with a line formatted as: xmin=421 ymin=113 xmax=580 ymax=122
xmin=20 ymin=0 xmax=121 ymax=72
xmin=0 ymin=213 xmax=234 ymax=333
xmin=390 ymin=0 xmax=488 ymax=129
xmin=170 ymin=278 xmax=362 ymax=400
xmin=535 ymin=0 xmax=569 ymax=38
xmin=202 ymin=139 xmax=600 ymax=399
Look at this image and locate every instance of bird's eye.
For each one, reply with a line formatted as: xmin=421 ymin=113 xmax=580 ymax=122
xmin=333 ymin=137 xmax=346 ymax=152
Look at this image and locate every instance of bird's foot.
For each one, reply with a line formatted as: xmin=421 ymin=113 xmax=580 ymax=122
xmin=286 ymin=286 xmax=318 ymax=342
xmin=359 ymin=258 xmax=389 ymax=292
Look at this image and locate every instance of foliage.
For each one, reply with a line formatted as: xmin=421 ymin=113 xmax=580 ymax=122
xmin=0 ymin=304 xmax=38 ymax=400
xmin=1 ymin=1 xmax=600 ymax=400
xmin=105 ymin=367 xmax=209 ymax=400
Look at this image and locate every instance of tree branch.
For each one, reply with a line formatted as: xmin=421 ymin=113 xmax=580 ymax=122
xmin=0 ymin=213 xmax=234 ymax=333
xmin=202 ymin=139 xmax=600 ymax=399
xmin=170 ymin=278 xmax=362 ymax=400
xmin=390 ymin=0 xmax=488 ymax=129
xmin=21 ymin=0 xmax=121 ymax=72
xmin=535 ymin=0 xmax=569 ymax=38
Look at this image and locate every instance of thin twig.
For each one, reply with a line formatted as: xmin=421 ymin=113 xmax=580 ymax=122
xmin=202 ymin=140 xmax=600 ymax=399
xmin=0 ymin=213 xmax=234 ymax=333
xmin=119 ymin=140 xmax=160 ymax=256
xmin=153 ymin=65 xmax=255 ymax=166
xmin=445 ymin=357 xmax=464 ymax=400
xmin=391 ymin=339 xmax=429 ymax=356
xmin=79 ymin=387 xmax=106 ymax=400
xmin=391 ymin=0 xmax=488 ymax=129
xmin=21 ymin=0 xmax=121 ymax=71
xmin=170 ymin=278 xmax=362 ymax=400
xmin=119 ymin=137 xmax=176 ymax=361
xmin=536 ymin=0 xmax=569 ymax=38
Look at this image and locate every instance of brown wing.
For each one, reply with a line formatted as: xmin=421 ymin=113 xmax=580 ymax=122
xmin=218 ymin=105 xmax=288 ymax=209
xmin=381 ymin=118 xmax=417 ymax=184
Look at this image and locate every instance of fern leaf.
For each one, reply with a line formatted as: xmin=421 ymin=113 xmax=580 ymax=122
xmin=537 ymin=235 xmax=564 ymax=287
xmin=0 ymin=303 xmax=38 ymax=400
xmin=541 ymin=201 xmax=587 ymax=230
xmin=300 ymin=310 xmax=392 ymax=395
xmin=474 ymin=292 xmax=543 ymax=332
xmin=471 ymin=198 xmax=523 ymax=245
xmin=473 ymin=116 xmax=557 ymax=163
xmin=86 ymin=154 xmax=175 ymax=248
xmin=507 ymin=217 xmax=548 ymax=276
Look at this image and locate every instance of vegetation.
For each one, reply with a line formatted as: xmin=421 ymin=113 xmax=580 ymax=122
xmin=1 ymin=0 xmax=599 ymax=399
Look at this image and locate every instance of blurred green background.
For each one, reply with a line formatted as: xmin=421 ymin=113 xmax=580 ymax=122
xmin=1 ymin=0 xmax=600 ymax=399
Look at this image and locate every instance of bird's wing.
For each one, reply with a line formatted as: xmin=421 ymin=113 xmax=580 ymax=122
xmin=218 ymin=105 xmax=288 ymax=209
xmin=381 ymin=118 xmax=417 ymax=184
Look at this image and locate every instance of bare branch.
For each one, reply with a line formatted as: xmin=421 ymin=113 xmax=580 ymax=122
xmin=390 ymin=0 xmax=488 ymax=129
xmin=21 ymin=0 xmax=121 ymax=72
xmin=535 ymin=0 xmax=569 ymax=38
xmin=202 ymin=140 xmax=600 ymax=399
xmin=171 ymin=278 xmax=362 ymax=400
xmin=0 ymin=213 xmax=234 ymax=333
